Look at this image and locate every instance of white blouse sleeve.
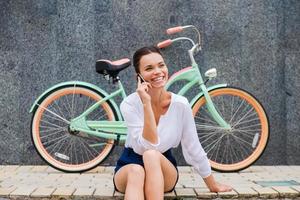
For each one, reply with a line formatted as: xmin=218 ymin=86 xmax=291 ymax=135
xmin=120 ymin=99 xmax=160 ymax=154
xmin=181 ymin=103 xmax=212 ymax=178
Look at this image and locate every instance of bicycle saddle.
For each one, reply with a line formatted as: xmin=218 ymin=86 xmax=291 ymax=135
xmin=95 ymin=58 xmax=131 ymax=77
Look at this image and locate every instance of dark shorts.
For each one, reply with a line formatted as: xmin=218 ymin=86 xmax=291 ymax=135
xmin=113 ymin=147 xmax=178 ymax=193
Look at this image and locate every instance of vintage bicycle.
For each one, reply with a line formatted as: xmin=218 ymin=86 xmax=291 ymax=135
xmin=30 ymin=25 xmax=269 ymax=173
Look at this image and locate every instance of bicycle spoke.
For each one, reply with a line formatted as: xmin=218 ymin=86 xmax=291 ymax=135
xmin=211 ymin=134 xmax=222 ymax=162
xmin=40 ymin=119 xmax=65 ymax=129
xmin=40 ymin=128 xmax=66 ymax=139
xmin=220 ymin=136 xmax=229 ymax=163
xmin=231 ymin=134 xmax=252 ymax=149
xmin=229 ymin=99 xmax=245 ymax=124
xmin=194 ymin=115 xmax=216 ymax=124
xmin=71 ymin=86 xmax=76 ymax=119
xmin=83 ymin=96 xmax=92 ymax=114
xmin=233 ymin=116 xmax=260 ymax=128
xmin=53 ymin=98 xmax=70 ymax=121
xmin=231 ymin=107 xmax=256 ymax=127
xmin=77 ymin=138 xmax=96 ymax=162
xmin=37 ymin=103 xmax=70 ymax=124
xmin=91 ymin=109 xmax=109 ymax=120
xmin=62 ymin=94 xmax=74 ymax=118
xmin=39 ymin=125 xmax=66 ymax=133
xmin=42 ymin=112 xmax=69 ymax=125
xmin=204 ymin=134 xmax=225 ymax=155
xmin=48 ymin=135 xmax=70 ymax=155
xmin=199 ymin=129 xmax=224 ymax=144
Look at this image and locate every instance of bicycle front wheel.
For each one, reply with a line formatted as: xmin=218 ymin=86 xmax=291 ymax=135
xmin=31 ymin=86 xmax=117 ymax=172
xmin=192 ymin=87 xmax=269 ymax=172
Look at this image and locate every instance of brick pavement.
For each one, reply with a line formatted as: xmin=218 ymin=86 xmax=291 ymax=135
xmin=0 ymin=165 xmax=299 ymax=199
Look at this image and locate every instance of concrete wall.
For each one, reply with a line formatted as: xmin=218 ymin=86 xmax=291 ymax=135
xmin=0 ymin=0 xmax=299 ymax=166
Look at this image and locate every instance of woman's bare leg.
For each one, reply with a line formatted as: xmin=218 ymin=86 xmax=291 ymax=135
xmin=143 ymin=150 xmax=178 ymax=200
xmin=114 ymin=164 xmax=145 ymax=200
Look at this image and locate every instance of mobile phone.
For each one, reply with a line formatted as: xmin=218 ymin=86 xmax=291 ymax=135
xmin=137 ymin=73 xmax=146 ymax=83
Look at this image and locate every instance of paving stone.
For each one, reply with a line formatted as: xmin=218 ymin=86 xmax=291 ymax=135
xmin=217 ymin=189 xmax=238 ymax=199
xmin=181 ymin=180 xmax=202 ymax=188
xmin=289 ymin=165 xmax=300 ymax=170
xmin=178 ymin=167 xmax=192 ymax=173
xmin=0 ymin=187 xmax=17 ymax=197
xmin=175 ymin=183 xmax=184 ymax=188
xmin=246 ymin=166 xmax=266 ymax=172
xmin=292 ymin=185 xmax=300 ymax=192
xmin=194 ymin=188 xmax=217 ymax=199
xmin=175 ymin=188 xmax=196 ymax=197
xmin=1 ymin=166 xmax=20 ymax=173
xmin=93 ymin=187 xmax=114 ymax=197
xmin=14 ymin=166 xmax=33 ymax=173
xmin=272 ymin=186 xmax=299 ymax=198
xmin=276 ymin=165 xmax=294 ymax=172
xmin=86 ymin=166 xmax=106 ymax=173
xmin=234 ymin=187 xmax=259 ymax=198
xmin=30 ymin=165 xmax=48 ymax=172
xmin=104 ymin=167 xmax=114 ymax=173
xmin=52 ymin=187 xmax=76 ymax=196
xmin=9 ymin=186 xmax=37 ymax=196
xmin=73 ymin=187 xmax=95 ymax=196
xmin=0 ymin=172 xmax=11 ymax=181
xmin=265 ymin=166 xmax=283 ymax=174
xmin=0 ymin=180 xmax=14 ymax=188
xmin=45 ymin=167 xmax=63 ymax=173
xmin=252 ymin=186 xmax=279 ymax=198
xmin=1 ymin=165 xmax=300 ymax=199
xmin=113 ymin=191 xmax=124 ymax=197
xmin=69 ymin=179 xmax=93 ymax=187
xmin=164 ymin=191 xmax=176 ymax=197
xmin=30 ymin=187 xmax=55 ymax=198
xmin=45 ymin=173 xmax=63 ymax=180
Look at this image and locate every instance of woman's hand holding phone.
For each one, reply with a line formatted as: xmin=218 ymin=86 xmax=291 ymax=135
xmin=136 ymin=74 xmax=152 ymax=104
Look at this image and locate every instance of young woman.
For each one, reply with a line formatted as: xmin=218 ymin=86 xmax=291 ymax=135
xmin=113 ymin=46 xmax=232 ymax=200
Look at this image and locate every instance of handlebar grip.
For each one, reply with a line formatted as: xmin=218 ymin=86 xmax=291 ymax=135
xmin=166 ymin=26 xmax=183 ymax=35
xmin=157 ymin=39 xmax=172 ymax=49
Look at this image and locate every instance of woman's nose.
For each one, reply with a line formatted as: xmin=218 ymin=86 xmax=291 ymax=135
xmin=153 ymin=67 xmax=161 ymax=74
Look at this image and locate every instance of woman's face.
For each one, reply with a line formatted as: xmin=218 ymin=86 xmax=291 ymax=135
xmin=138 ymin=53 xmax=168 ymax=88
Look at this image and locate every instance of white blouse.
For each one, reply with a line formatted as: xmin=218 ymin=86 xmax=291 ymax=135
xmin=120 ymin=92 xmax=212 ymax=178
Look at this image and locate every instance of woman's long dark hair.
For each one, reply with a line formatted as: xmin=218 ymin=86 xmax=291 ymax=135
xmin=133 ymin=46 xmax=162 ymax=73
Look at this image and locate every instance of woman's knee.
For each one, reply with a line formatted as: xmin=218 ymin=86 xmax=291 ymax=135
xmin=127 ymin=164 xmax=145 ymax=181
xmin=143 ymin=149 xmax=161 ymax=163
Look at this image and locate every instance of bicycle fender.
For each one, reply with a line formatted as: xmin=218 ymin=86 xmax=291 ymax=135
xmin=29 ymin=81 xmax=122 ymax=120
xmin=190 ymin=84 xmax=228 ymax=106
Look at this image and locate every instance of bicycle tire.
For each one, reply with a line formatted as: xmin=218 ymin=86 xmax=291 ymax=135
xmin=31 ymin=85 xmax=117 ymax=173
xmin=192 ymin=86 xmax=269 ymax=172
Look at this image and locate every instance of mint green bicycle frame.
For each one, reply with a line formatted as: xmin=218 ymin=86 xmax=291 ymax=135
xmin=30 ymin=26 xmax=231 ymax=146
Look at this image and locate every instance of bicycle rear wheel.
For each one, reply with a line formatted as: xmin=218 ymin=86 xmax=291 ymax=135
xmin=31 ymin=85 xmax=116 ymax=172
xmin=192 ymin=87 xmax=269 ymax=172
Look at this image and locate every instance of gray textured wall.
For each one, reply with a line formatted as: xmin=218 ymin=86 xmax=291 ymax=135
xmin=0 ymin=0 xmax=299 ymax=166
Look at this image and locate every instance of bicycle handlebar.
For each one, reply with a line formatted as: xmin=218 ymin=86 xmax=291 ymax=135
xmin=166 ymin=26 xmax=183 ymax=35
xmin=157 ymin=25 xmax=202 ymax=66
xmin=157 ymin=39 xmax=172 ymax=48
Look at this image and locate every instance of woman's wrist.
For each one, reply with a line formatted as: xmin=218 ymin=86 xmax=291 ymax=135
xmin=203 ymin=174 xmax=217 ymax=191
xmin=142 ymin=100 xmax=151 ymax=107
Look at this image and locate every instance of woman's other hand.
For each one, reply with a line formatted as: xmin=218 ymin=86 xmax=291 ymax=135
xmin=208 ymin=181 xmax=232 ymax=192
xmin=203 ymin=174 xmax=232 ymax=192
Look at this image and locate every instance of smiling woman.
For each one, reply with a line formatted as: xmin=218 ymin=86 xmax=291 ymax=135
xmin=112 ymin=46 xmax=232 ymax=200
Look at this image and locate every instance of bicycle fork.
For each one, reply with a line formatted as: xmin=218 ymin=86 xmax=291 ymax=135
xmin=199 ymin=83 xmax=231 ymax=130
